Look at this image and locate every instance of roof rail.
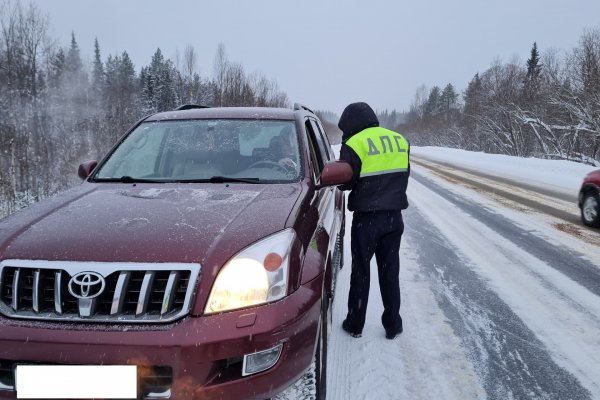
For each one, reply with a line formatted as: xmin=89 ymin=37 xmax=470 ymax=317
xmin=175 ymin=104 xmax=211 ymax=111
xmin=293 ymin=103 xmax=315 ymax=114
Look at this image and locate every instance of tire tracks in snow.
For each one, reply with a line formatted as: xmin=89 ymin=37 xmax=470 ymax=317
xmin=408 ymin=173 xmax=600 ymax=399
xmin=411 ymin=156 xmax=600 ymax=248
xmin=411 ymin=155 xmax=578 ymax=204
xmin=411 ymin=171 xmax=600 ymax=298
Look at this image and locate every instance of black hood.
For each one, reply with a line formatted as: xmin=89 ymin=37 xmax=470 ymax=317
xmin=338 ymin=102 xmax=379 ymax=141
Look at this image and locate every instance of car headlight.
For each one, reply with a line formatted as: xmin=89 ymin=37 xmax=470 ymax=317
xmin=204 ymin=228 xmax=296 ymax=314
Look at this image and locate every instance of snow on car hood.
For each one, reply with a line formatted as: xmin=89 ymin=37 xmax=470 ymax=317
xmin=0 ymin=183 xmax=302 ymax=265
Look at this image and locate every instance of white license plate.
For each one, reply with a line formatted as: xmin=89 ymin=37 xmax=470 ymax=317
xmin=15 ymin=365 xmax=137 ymax=399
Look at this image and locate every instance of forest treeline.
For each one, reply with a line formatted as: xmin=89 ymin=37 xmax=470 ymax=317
xmin=400 ymin=30 xmax=600 ymax=167
xmin=2 ymin=1 xmax=600 ymax=219
xmin=0 ymin=1 xmax=289 ymax=217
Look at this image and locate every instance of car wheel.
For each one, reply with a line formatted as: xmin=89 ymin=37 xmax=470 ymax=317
xmin=581 ymin=191 xmax=600 ymax=227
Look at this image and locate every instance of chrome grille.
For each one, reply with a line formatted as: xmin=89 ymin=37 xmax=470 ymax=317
xmin=0 ymin=260 xmax=200 ymax=323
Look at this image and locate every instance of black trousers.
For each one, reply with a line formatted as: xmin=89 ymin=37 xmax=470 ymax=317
xmin=345 ymin=210 xmax=404 ymax=334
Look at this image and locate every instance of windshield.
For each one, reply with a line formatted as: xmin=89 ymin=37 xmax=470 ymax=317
xmin=94 ymin=119 xmax=301 ymax=183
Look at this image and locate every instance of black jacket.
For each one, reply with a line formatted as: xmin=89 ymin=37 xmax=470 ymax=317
xmin=338 ymin=102 xmax=410 ymax=212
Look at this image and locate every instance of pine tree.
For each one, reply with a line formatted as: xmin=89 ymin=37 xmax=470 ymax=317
xmin=62 ymin=32 xmax=88 ymax=107
xmin=118 ymin=52 xmax=136 ymax=94
xmin=104 ymin=53 xmax=119 ymax=113
xmin=140 ymin=48 xmax=178 ymax=113
xmin=91 ymin=38 xmax=104 ymax=98
xmin=65 ymin=32 xmax=83 ymax=75
xmin=463 ymin=73 xmax=483 ymax=117
xmin=88 ymin=39 xmax=105 ymax=155
xmin=142 ymin=49 xmax=165 ymax=113
xmin=524 ymin=42 xmax=542 ymax=102
xmin=424 ymin=86 xmax=442 ymax=118
xmin=48 ymin=49 xmax=66 ymax=90
xmin=461 ymin=73 xmax=485 ymax=139
xmin=140 ymin=65 xmax=153 ymax=114
xmin=440 ymin=83 xmax=458 ymax=112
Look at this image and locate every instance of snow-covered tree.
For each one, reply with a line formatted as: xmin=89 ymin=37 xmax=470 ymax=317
xmin=91 ymin=37 xmax=104 ymax=98
xmin=141 ymin=48 xmax=179 ymax=114
xmin=424 ymin=86 xmax=442 ymax=118
xmin=440 ymin=83 xmax=459 ymax=112
xmin=0 ymin=10 xmax=290 ymax=219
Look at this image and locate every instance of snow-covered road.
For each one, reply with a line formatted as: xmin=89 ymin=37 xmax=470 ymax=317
xmin=326 ymin=147 xmax=600 ymax=400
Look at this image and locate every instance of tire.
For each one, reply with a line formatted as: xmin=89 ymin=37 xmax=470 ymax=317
xmin=333 ymin=233 xmax=344 ymax=270
xmin=581 ymin=191 xmax=600 ymax=228
xmin=329 ymin=217 xmax=345 ymax=301
xmin=315 ymin=294 xmax=330 ymax=400
xmin=338 ymin=217 xmax=345 ymax=270
xmin=329 ymin=234 xmax=342 ymax=300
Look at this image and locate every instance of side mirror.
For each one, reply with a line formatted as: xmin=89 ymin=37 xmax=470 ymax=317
xmin=78 ymin=160 xmax=98 ymax=180
xmin=317 ymin=160 xmax=353 ymax=189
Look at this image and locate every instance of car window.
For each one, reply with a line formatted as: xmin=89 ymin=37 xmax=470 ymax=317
xmin=95 ymin=119 xmax=301 ymax=183
xmin=304 ymin=120 xmax=324 ymax=177
xmin=313 ymin=119 xmax=335 ymax=160
xmin=309 ymin=119 xmax=331 ymax=164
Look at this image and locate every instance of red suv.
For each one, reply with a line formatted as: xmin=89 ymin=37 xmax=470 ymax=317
xmin=0 ymin=104 xmax=351 ymax=399
xmin=579 ymin=169 xmax=600 ymax=227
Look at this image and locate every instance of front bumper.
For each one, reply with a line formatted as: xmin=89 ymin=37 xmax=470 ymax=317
xmin=0 ymin=275 xmax=323 ymax=400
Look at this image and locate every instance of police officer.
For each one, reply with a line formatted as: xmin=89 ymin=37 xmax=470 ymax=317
xmin=338 ymin=102 xmax=409 ymax=340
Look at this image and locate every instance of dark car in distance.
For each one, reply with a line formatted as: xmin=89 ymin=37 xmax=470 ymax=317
xmin=579 ymin=169 xmax=600 ymax=228
xmin=0 ymin=104 xmax=352 ymax=399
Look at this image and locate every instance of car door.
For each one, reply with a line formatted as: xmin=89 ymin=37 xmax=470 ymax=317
xmin=304 ymin=118 xmax=339 ymax=295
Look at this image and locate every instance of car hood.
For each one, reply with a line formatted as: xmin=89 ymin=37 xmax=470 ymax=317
xmin=0 ymin=183 xmax=302 ymax=265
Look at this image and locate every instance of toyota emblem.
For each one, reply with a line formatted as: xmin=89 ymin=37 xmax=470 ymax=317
xmin=68 ymin=272 xmax=106 ymax=299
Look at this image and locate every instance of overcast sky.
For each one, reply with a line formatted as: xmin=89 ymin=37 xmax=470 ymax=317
xmin=37 ymin=0 xmax=600 ymax=115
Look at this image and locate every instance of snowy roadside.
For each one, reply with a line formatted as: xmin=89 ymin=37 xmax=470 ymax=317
xmin=412 ymin=146 xmax=597 ymax=195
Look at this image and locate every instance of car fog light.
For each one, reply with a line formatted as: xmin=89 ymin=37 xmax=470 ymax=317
xmin=242 ymin=344 xmax=283 ymax=376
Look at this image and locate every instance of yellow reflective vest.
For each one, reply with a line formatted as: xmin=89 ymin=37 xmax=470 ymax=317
xmin=345 ymin=127 xmax=410 ymax=178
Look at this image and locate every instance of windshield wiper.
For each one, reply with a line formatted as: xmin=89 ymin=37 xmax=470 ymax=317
xmin=93 ymin=176 xmax=168 ymax=183
xmin=209 ymin=176 xmax=260 ymax=183
xmin=172 ymin=176 xmax=260 ymax=184
xmin=93 ymin=176 xmax=261 ymax=184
